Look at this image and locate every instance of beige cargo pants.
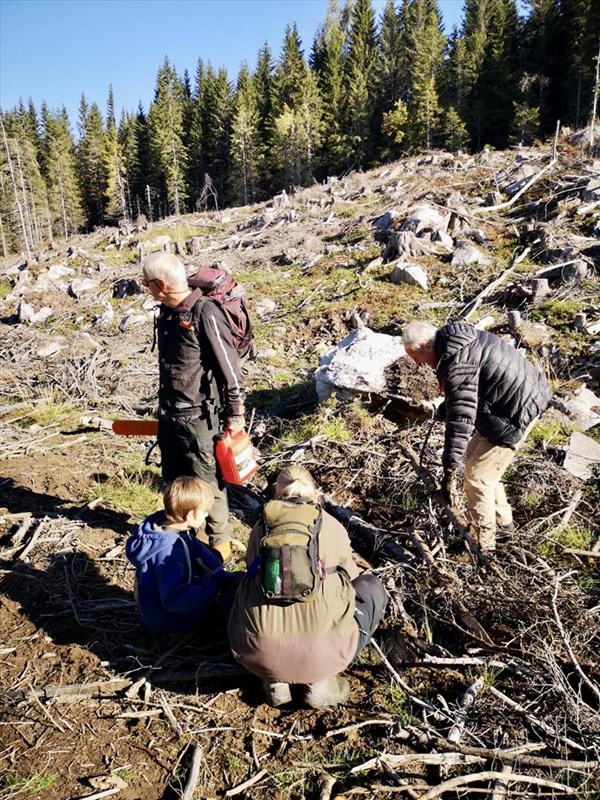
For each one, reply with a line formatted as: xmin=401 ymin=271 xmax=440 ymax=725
xmin=463 ymin=420 xmax=536 ymax=552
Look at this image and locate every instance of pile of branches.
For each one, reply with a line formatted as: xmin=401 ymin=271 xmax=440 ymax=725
xmin=252 ymin=408 xmax=600 ymax=797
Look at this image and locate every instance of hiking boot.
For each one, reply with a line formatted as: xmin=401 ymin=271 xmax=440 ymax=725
xmin=211 ymin=540 xmax=231 ymax=563
xmin=304 ymin=676 xmax=350 ymax=709
xmin=496 ymin=523 xmax=515 ymax=542
xmin=262 ymin=679 xmax=292 ymax=707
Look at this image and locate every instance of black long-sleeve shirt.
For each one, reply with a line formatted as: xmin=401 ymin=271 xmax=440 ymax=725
xmin=156 ymin=288 xmax=246 ymax=418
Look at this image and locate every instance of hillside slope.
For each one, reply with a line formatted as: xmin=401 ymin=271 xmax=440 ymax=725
xmin=1 ymin=143 xmax=599 ymax=799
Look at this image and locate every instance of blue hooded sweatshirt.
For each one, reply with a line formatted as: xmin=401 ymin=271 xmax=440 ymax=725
xmin=126 ymin=511 xmax=230 ymax=633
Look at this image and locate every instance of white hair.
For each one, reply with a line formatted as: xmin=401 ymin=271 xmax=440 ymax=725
xmin=142 ymin=252 xmax=188 ymax=292
xmin=401 ymin=321 xmax=438 ymax=351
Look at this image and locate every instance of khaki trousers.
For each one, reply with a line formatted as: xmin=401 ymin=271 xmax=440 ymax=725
xmin=463 ymin=420 xmax=536 ymax=551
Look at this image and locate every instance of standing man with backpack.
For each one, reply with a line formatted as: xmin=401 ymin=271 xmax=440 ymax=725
xmin=141 ymin=251 xmax=248 ymax=562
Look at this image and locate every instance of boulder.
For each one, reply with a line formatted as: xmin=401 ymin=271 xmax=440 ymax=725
xmin=17 ymin=301 xmax=53 ymax=324
xmin=432 ymin=230 xmax=454 ymax=251
xmin=68 ymin=278 xmax=99 ymax=298
xmin=254 ymin=298 xmax=277 ymax=319
xmin=390 ymin=264 xmax=428 ymax=290
xmin=451 ymin=240 xmax=492 ymax=267
xmin=563 ymin=431 xmax=600 ymax=480
xmin=315 ymin=328 xmax=405 ymax=402
xmin=372 ymin=210 xmax=398 ymax=234
xmin=553 ymin=386 xmax=600 ymax=432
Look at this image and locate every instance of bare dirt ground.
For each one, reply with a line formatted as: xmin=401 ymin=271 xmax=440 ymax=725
xmin=1 ymin=143 xmax=600 ymax=799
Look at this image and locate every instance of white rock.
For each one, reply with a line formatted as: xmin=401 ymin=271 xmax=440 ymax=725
xmin=390 ymin=264 xmax=428 ymax=290
xmin=563 ymin=431 xmax=600 ymax=480
xmin=37 ymin=340 xmax=66 ymax=357
xmin=553 ymin=386 xmax=600 ymax=431
xmin=255 ymin=298 xmax=277 ymax=319
xmin=315 ymin=328 xmax=405 ymax=401
xmin=119 ymin=313 xmax=147 ymax=331
xmin=432 ymin=230 xmax=454 ymax=251
xmin=451 ymin=240 xmax=492 ymax=267
xmin=69 ymin=278 xmax=99 ymax=298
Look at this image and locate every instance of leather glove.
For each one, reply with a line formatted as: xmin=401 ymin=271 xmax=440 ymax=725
xmin=226 ymin=415 xmax=245 ymax=433
xmin=440 ymin=469 xmax=459 ymax=507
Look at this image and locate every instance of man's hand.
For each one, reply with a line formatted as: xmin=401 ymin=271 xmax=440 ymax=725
xmin=440 ymin=468 xmax=459 ymax=507
xmin=226 ymin=415 xmax=245 ymax=433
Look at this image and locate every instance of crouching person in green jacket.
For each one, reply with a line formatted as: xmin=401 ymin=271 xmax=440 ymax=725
xmin=228 ymin=466 xmax=387 ymax=708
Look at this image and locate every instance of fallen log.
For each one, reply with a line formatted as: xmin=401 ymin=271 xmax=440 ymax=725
xmin=321 ymin=494 xmax=416 ymax=564
xmin=3 ymin=678 xmax=132 ymax=703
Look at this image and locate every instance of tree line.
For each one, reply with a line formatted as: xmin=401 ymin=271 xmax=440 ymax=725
xmin=1 ymin=0 xmax=599 ymax=256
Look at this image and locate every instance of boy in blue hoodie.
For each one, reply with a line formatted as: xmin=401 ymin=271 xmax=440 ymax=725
xmin=126 ymin=475 xmax=237 ymax=634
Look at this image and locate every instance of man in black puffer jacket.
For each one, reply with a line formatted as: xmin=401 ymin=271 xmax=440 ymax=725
xmin=402 ymin=321 xmax=553 ymax=552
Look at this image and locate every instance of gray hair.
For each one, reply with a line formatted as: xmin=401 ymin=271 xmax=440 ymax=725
xmin=142 ymin=252 xmax=188 ymax=292
xmin=401 ymin=321 xmax=438 ymax=351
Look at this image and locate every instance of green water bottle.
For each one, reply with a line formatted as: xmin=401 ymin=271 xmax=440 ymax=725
xmin=264 ymin=558 xmax=281 ymax=596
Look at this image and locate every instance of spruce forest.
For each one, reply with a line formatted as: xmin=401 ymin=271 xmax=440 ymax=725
xmin=1 ymin=0 xmax=600 ymax=256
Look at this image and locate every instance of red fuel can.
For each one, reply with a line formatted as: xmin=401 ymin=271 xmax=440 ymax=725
xmin=215 ymin=430 xmax=259 ymax=485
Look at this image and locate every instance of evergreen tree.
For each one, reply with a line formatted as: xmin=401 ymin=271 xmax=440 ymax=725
xmin=106 ymin=85 xmax=116 ymax=129
xmin=519 ymin=0 xmax=560 ymax=134
xmin=253 ymin=43 xmax=274 ymax=195
xmin=148 ymin=57 xmax=187 ymax=216
xmin=461 ymin=0 xmax=520 ymax=149
xmin=344 ymin=0 xmax=379 ymax=167
xmin=375 ymin=0 xmax=407 ymax=158
xmin=314 ymin=0 xmax=350 ymax=174
xmin=272 ymin=24 xmax=307 ymax=112
xmin=134 ymin=103 xmax=153 ymax=218
xmin=43 ymin=107 xmax=83 ymax=238
xmin=404 ymin=0 xmax=446 ymax=150
xmin=104 ymin=111 xmax=128 ymax=222
xmin=443 ymin=105 xmax=469 ymax=151
xmin=382 ymin=98 xmax=409 ymax=146
xmin=186 ymin=59 xmax=207 ymax=209
xmin=77 ymin=97 xmax=107 ymax=228
xmin=118 ymin=110 xmax=138 ymax=219
xmin=556 ymin=0 xmax=600 ymax=128
xmin=272 ymin=25 xmax=322 ymax=187
xmin=230 ymin=63 xmax=264 ymax=205
xmin=0 ymin=110 xmax=52 ymax=254
xmin=201 ymin=65 xmax=233 ymax=208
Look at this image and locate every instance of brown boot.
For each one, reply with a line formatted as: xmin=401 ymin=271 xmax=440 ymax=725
xmin=304 ymin=676 xmax=350 ymax=709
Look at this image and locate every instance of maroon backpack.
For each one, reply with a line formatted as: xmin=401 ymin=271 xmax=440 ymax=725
xmin=188 ymin=267 xmax=253 ymax=359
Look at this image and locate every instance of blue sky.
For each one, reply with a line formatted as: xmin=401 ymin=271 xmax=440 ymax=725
xmin=1 ymin=0 xmax=465 ymax=127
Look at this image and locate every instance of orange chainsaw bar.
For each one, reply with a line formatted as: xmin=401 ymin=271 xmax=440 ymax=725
xmin=112 ymin=419 xmax=158 ymax=436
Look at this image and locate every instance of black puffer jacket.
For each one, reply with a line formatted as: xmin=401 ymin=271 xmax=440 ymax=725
xmin=435 ymin=322 xmax=552 ymax=469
